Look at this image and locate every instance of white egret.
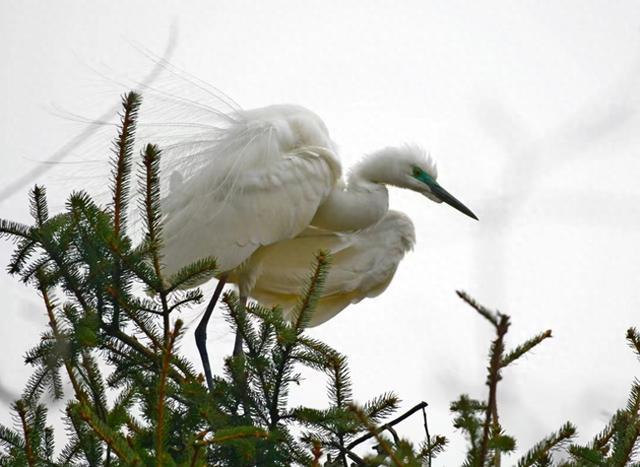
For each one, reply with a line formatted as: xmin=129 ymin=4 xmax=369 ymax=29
xmin=157 ymin=103 xmax=477 ymax=388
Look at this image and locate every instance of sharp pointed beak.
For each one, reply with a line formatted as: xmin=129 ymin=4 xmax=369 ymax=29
xmin=429 ymin=182 xmax=478 ymax=220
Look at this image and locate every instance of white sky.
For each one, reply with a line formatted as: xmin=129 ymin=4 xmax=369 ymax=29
xmin=2 ymin=1 xmax=640 ymax=464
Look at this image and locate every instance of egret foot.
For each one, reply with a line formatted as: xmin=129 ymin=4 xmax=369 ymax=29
xmin=195 ymin=276 xmax=227 ymax=392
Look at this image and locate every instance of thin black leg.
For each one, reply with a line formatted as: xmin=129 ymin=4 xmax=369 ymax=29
xmin=195 ymin=277 xmax=227 ymax=392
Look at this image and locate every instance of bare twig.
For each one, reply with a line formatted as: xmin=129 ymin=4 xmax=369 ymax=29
xmin=350 ymin=404 xmax=403 ymax=467
xmin=347 ymin=401 xmax=428 ymax=450
xmin=329 ymin=443 xmax=365 ymax=464
xmin=423 ymin=406 xmax=432 ymax=467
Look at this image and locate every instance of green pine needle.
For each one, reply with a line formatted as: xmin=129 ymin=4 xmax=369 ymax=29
xmin=502 ymin=330 xmax=553 ymax=368
xmin=516 ymin=422 xmax=576 ymax=467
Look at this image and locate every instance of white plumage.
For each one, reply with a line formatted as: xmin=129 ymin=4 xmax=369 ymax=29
xmin=233 ymin=210 xmax=416 ymax=327
xmin=158 ymin=102 xmax=476 ymax=330
xmin=160 ymin=104 xmax=341 ymax=277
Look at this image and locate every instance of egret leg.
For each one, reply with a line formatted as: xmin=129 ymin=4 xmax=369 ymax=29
xmin=232 ymin=294 xmax=248 ymax=357
xmin=195 ymin=276 xmax=227 ymax=392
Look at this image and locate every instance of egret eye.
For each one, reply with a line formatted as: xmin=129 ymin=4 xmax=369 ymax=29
xmin=412 ymin=167 xmax=422 ymax=177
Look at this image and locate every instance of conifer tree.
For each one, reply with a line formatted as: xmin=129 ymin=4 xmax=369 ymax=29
xmin=2 ymin=91 xmax=640 ymax=466
xmin=0 ymin=92 xmax=422 ymax=466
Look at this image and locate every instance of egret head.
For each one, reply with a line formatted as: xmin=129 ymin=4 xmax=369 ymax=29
xmin=359 ymin=144 xmax=478 ymax=220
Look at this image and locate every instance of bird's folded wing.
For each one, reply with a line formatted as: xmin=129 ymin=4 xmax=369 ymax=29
xmin=250 ymin=210 xmax=415 ymax=300
xmin=159 ymin=112 xmax=340 ymax=278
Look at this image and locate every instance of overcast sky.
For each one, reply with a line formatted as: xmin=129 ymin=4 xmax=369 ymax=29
xmin=2 ymin=1 xmax=640 ymax=464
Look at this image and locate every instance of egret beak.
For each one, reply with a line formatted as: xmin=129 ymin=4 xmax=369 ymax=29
xmin=429 ymin=182 xmax=478 ymax=220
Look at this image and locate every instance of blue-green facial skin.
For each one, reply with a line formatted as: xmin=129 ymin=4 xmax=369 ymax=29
xmin=412 ymin=167 xmax=436 ymax=188
xmin=411 ymin=165 xmax=478 ymax=220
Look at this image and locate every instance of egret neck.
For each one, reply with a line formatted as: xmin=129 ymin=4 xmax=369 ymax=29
xmin=311 ymin=153 xmax=392 ymax=232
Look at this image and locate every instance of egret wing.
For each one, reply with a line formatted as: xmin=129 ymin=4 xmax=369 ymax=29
xmin=160 ymin=105 xmax=341 ymax=280
xmin=249 ymin=210 xmax=415 ymax=326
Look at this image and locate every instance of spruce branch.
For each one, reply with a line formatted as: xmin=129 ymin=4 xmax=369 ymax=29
xmin=224 ymin=296 xmax=275 ymax=423
xmin=290 ymin=250 xmax=331 ymax=332
xmin=516 ymin=422 xmax=576 ymax=467
xmin=567 ymin=444 xmax=605 ymax=465
xmin=165 ymin=257 xmax=218 ymax=293
xmin=29 ymin=185 xmax=49 ymax=227
xmin=75 ymin=402 xmax=141 ymax=465
xmin=139 ymin=143 xmax=164 ymax=257
xmin=327 ymin=352 xmax=353 ymax=410
xmin=8 ymin=237 xmax=37 ymax=275
xmin=456 ymin=290 xmax=500 ymax=327
xmin=502 ymin=330 xmax=553 ymax=368
xmin=109 ymin=91 xmax=141 ymax=333
xmin=156 ymin=319 xmax=183 ymax=466
xmin=114 ymin=245 xmax=162 ymax=292
xmin=457 ymin=290 xmax=555 ymax=467
xmin=420 ymin=435 xmax=448 ymax=465
xmin=22 ymin=350 xmax=64 ymax=405
xmin=0 ymin=218 xmax=33 ymax=241
xmin=363 ymin=392 xmax=401 ymax=425
xmin=189 ymin=445 xmax=204 ymax=467
xmin=107 ymin=327 xmax=189 ymax=383
xmin=421 ymin=405 xmax=448 ymax=467
xmin=326 ymin=352 xmax=353 ymax=466
xmin=78 ymin=352 xmax=109 ymax=420
xmin=167 ymin=289 xmax=204 ymax=313
xmin=106 ymin=285 xmax=164 ymax=350
xmin=590 ymin=412 xmax=617 ymax=453
xmin=610 ymin=380 xmax=640 ymax=465
xmin=36 ymin=216 xmax=92 ymax=312
xmin=110 ymin=91 xmax=141 ymax=237
xmin=15 ymin=401 xmax=36 ymax=467
xmin=451 ymin=395 xmax=486 ymax=464
xmin=478 ymin=313 xmax=510 ymax=467
xmin=268 ymin=251 xmax=331 ymax=428
xmin=38 ymin=280 xmax=87 ymax=404
xmin=138 ymin=142 xmax=174 ymax=341
xmin=627 ymin=328 xmax=640 ymax=360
